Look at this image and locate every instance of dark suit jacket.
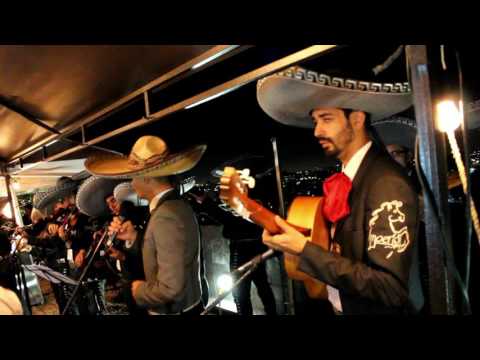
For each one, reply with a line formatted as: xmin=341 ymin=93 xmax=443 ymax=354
xmin=298 ymin=145 xmax=422 ymax=314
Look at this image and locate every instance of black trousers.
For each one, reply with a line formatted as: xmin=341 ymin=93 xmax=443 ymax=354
xmin=229 ymin=240 xmax=277 ymax=315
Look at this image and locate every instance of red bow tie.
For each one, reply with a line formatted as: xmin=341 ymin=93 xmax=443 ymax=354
xmin=322 ymin=172 xmax=353 ymax=223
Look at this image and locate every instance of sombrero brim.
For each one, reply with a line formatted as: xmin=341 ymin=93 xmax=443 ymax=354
xmin=34 ymin=182 xmax=79 ymax=210
xmin=85 ymin=144 xmax=207 ymax=179
xmin=372 ymin=117 xmax=417 ymax=150
xmin=76 ymin=177 xmax=124 ymax=217
xmin=257 ymin=70 xmax=412 ymax=128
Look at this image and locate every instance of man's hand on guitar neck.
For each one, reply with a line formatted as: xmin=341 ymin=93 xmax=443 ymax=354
xmin=262 ymin=216 xmax=308 ymax=255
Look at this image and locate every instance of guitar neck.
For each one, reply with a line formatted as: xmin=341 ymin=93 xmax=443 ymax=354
xmin=242 ymin=197 xmax=310 ymax=236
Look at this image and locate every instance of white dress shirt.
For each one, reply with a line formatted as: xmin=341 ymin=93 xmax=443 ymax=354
xmin=327 ymin=141 xmax=372 ymax=313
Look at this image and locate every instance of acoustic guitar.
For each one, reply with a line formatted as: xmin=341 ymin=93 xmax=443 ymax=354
xmin=219 ymin=167 xmax=329 ymax=299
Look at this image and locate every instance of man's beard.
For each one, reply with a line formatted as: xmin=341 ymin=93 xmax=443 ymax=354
xmin=318 ymin=126 xmax=354 ymax=160
xmin=317 ymin=138 xmax=341 ymax=158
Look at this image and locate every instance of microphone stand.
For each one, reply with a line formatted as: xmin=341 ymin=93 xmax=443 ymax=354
xmin=62 ymin=229 xmax=110 ymax=315
xmin=201 ymin=249 xmax=275 ymax=315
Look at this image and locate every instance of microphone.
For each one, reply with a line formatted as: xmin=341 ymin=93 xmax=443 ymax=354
xmin=106 ymin=215 xmax=125 ymax=249
xmin=105 ymin=201 xmax=137 ymax=250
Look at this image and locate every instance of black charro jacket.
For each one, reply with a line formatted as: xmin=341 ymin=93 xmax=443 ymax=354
xmin=298 ymin=145 xmax=423 ymax=315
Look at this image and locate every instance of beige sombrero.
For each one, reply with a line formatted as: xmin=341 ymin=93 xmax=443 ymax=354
xmin=257 ymin=66 xmax=413 ymax=128
xmin=85 ymin=136 xmax=207 ymax=179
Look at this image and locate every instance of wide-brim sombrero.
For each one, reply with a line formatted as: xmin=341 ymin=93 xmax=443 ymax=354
xmin=85 ymin=144 xmax=207 ymax=179
xmin=76 ymin=176 xmax=125 ymax=217
xmin=257 ymin=66 xmax=413 ymax=128
xmin=33 ymin=178 xmax=80 ymax=211
xmin=372 ymin=116 xmax=417 ymax=150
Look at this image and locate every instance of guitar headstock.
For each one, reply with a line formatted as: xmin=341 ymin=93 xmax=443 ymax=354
xmin=219 ymin=167 xmax=256 ymax=219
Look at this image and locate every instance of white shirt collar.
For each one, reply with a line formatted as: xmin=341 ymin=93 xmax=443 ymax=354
xmin=342 ymin=141 xmax=372 ymax=181
xmin=149 ymin=188 xmax=175 ymax=213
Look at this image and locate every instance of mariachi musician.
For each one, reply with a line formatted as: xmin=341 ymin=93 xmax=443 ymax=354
xmin=256 ymin=67 xmax=423 ymax=315
xmin=32 ymin=177 xmax=94 ymax=314
xmin=76 ymin=177 xmax=148 ymax=315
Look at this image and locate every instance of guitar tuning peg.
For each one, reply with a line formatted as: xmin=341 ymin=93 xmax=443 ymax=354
xmin=245 ymin=177 xmax=255 ymax=189
xmin=237 ymin=168 xmax=255 ymax=189
xmin=238 ymin=168 xmax=250 ymax=177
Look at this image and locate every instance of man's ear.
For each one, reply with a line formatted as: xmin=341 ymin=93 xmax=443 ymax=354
xmin=350 ymin=111 xmax=366 ymax=130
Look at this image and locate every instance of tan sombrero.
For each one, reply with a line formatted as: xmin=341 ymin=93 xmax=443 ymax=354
xmin=85 ymin=136 xmax=207 ymax=179
xmin=257 ymin=66 xmax=413 ymax=128
xmin=76 ymin=176 xmax=125 ymax=217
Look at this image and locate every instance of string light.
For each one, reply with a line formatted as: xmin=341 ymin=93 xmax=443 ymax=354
xmin=436 ymin=99 xmax=480 ymax=245
xmin=12 ymin=179 xmax=21 ymax=191
xmin=436 ymin=99 xmax=462 ymax=133
xmin=216 ymin=274 xmax=233 ymax=293
xmin=1 ymin=203 xmax=12 ymax=219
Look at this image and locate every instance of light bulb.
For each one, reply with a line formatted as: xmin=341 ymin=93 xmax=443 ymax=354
xmin=12 ymin=181 xmax=20 ymax=191
xmin=216 ymin=274 xmax=233 ymax=293
xmin=437 ymin=100 xmax=462 ymax=133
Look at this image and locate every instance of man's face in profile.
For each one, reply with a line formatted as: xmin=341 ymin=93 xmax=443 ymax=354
xmin=386 ymin=144 xmax=409 ymax=168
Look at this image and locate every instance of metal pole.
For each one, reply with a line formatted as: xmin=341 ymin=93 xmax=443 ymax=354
xmin=271 ymin=137 xmax=296 ymax=315
xmin=406 ymin=45 xmax=455 ymax=314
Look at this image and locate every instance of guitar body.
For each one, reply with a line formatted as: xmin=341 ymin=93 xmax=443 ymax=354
xmin=285 ymin=196 xmax=329 ymax=299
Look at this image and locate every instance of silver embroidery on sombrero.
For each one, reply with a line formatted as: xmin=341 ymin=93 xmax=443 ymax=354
xmin=258 ymin=66 xmax=411 ymax=94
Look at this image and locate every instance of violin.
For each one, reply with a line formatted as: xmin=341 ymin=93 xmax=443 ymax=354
xmin=61 ymin=207 xmax=80 ymax=238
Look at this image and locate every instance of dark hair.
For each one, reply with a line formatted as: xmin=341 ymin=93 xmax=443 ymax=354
xmin=103 ymin=193 xmax=114 ymax=202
